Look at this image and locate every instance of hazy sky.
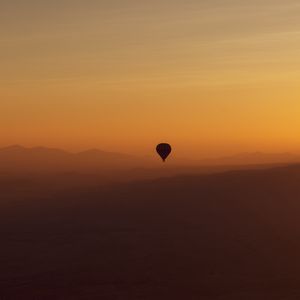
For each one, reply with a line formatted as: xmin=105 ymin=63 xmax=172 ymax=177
xmin=1 ymin=0 xmax=300 ymax=158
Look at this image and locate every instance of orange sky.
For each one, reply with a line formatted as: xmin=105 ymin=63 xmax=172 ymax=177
xmin=1 ymin=1 xmax=300 ymax=158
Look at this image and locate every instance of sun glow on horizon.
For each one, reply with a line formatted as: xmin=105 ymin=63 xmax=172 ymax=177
xmin=1 ymin=1 xmax=300 ymax=159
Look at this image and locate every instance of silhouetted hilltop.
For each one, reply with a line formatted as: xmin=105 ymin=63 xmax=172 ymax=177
xmin=75 ymin=148 xmax=139 ymax=169
xmin=200 ymin=151 xmax=300 ymax=165
xmin=76 ymin=148 xmax=133 ymax=159
xmin=1 ymin=145 xmax=300 ymax=177
xmin=0 ymin=145 xmax=151 ymax=173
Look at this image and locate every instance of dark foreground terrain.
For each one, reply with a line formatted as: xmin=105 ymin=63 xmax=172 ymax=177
xmin=2 ymin=165 xmax=300 ymax=299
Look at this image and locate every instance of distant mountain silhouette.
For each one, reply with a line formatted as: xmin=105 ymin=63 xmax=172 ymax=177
xmin=200 ymin=151 xmax=300 ymax=165
xmin=1 ymin=145 xmax=300 ymax=175
xmin=0 ymin=145 xmax=70 ymax=157
xmin=76 ymin=148 xmax=134 ymax=159
xmin=0 ymin=145 xmax=150 ymax=173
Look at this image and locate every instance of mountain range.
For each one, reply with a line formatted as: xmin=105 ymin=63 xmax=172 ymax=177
xmin=1 ymin=145 xmax=300 ymax=174
xmin=0 ymin=145 xmax=150 ymax=173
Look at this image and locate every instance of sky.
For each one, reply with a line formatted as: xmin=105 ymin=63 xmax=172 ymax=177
xmin=1 ymin=0 xmax=300 ymax=158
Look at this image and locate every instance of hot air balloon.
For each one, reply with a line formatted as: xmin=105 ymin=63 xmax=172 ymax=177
xmin=156 ymin=143 xmax=172 ymax=162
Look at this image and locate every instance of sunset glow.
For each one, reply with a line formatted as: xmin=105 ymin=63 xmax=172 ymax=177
xmin=1 ymin=1 xmax=300 ymax=158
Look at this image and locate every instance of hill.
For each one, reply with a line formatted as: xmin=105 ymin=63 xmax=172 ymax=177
xmin=1 ymin=145 xmax=300 ymax=178
xmin=200 ymin=151 xmax=300 ymax=165
xmin=0 ymin=145 xmax=151 ymax=173
xmin=2 ymin=165 xmax=300 ymax=298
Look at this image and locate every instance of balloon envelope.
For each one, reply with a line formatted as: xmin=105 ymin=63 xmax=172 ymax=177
xmin=156 ymin=143 xmax=172 ymax=162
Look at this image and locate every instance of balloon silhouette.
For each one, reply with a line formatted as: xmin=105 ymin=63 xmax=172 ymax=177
xmin=156 ymin=143 xmax=172 ymax=162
